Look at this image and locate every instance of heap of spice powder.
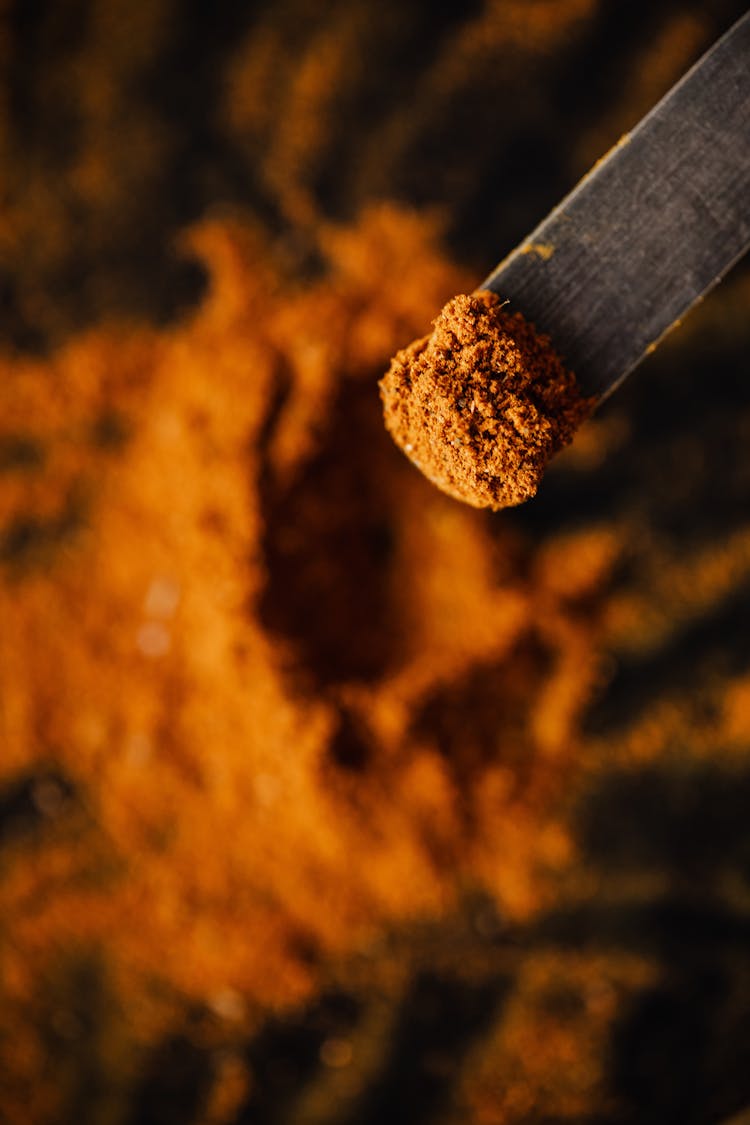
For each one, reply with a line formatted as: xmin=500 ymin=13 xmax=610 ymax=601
xmin=380 ymin=290 xmax=595 ymax=509
xmin=3 ymin=1 xmax=750 ymax=1122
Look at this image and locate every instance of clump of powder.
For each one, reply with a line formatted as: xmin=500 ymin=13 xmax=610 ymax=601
xmin=379 ymin=290 xmax=595 ymax=509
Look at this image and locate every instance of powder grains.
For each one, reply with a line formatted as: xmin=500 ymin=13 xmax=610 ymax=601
xmin=3 ymin=3 xmax=749 ymax=1124
xmin=380 ymin=290 xmax=595 ymax=509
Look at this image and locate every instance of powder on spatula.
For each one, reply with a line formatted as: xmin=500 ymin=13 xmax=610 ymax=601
xmin=379 ymin=290 xmax=595 ymax=509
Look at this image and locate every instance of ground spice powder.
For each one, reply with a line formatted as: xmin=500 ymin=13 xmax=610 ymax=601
xmin=380 ymin=291 xmax=595 ymax=509
xmin=2 ymin=2 xmax=750 ymax=1123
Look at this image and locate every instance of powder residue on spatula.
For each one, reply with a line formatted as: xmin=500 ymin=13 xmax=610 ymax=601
xmin=379 ymin=290 xmax=594 ymax=509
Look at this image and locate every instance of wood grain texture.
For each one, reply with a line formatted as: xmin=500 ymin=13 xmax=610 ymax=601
xmin=483 ymin=11 xmax=750 ymax=399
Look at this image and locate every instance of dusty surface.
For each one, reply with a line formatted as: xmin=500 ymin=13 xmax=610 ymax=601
xmin=1 ymin=3 xmax=750 ymax=1124
xmin=380 ymin=291 xmax=594 ymax=509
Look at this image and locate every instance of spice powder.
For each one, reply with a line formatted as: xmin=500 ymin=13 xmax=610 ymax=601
xmin=1 ymin=2 xmax=750 ymax=1123
xmin=380 ymin=291 xmax=594 ymax=509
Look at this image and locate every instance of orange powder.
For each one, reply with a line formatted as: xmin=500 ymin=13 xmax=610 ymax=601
xmin=1 ymin=3 xmax=749 ymax=1123
xmin=0 ymin=208 xmax=614 ymax=1124
xmin=380 ymin=291 xmax=594 ymax=509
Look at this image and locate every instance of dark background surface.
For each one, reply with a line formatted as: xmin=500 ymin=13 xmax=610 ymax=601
xmin=2 ymin=2 xmax=750 ymax=1122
